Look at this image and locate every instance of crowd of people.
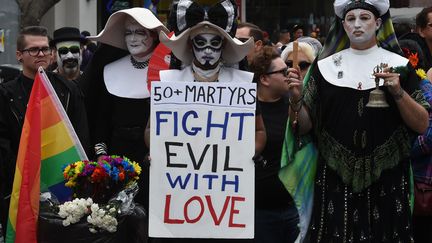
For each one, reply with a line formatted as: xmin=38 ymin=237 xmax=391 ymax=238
xmin=1 ymin=0 xmax=432 ymax=242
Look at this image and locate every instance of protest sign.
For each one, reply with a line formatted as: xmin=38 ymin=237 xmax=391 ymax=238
xmin=149 ymin=81 xmax=256 ymax=238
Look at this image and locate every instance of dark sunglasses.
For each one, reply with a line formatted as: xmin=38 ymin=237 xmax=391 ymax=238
xmin=57 ymin=46 xmax=80 ymax=55
xmin=266 ymin=67 xmax=289 ymax=77
xmin=285 ymin=60 xmax=311 ymax=70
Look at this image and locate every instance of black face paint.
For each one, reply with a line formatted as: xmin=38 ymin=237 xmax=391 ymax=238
xmin=192 ymin=34 xmax=223 ymax=70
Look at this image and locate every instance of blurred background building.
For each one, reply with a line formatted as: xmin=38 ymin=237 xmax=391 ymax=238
xmin=0 ymin=0 xmax=430 ymax=66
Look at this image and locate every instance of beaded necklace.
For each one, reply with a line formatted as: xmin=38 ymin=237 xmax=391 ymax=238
xmin=130 ymin=56 xmax=149 ymax=69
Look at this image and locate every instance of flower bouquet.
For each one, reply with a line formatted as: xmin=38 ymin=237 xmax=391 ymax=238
xmin=63 ymin=155 xmax=141 ymax=204
xmin=38 ymin=156 xmax=148 ymax=243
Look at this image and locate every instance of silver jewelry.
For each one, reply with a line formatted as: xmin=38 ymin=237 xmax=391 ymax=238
xmin=333 ymin=53 xmax=342 ymax=66
xmin=130 ymin=56 xmax=149 ymax=69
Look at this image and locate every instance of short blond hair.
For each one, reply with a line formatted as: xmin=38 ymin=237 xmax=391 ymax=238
xmin=280 ymin=42 xmax=315 ymax=63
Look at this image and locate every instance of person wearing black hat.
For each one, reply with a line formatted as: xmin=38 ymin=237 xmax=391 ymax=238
xmin=51 ymin=27 xmax=86 ymax=81
xmin=292 ymin=24 xmax=304 ymax=41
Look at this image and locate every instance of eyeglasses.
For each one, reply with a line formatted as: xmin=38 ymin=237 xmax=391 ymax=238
xmin=285 ymin=60 xmax=311 ymax=70
xmin=20 ymin=47 xmax=52 ymax=57
xmin=266 ymin=67 xmax=289 ymax=76
xmin=57 ymin=46 xmax=81 ymax=55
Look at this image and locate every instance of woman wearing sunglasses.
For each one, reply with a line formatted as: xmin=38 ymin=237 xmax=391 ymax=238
xmin=248 ymin=46 xmax=300 ymax=243
xmin=280 ymin=41 xmax=317 ymax=78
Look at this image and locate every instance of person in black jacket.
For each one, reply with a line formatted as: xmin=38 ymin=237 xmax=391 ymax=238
xmin=0 ymin=26 xmax=90 ymax=237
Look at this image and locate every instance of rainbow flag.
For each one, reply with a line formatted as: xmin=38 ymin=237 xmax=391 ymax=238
xmin=6 ymin=68 xmax=88 ymax=243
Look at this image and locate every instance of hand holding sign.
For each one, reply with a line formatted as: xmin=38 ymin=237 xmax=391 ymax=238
xmin=149 ymin=81 xmax=256 ymax=239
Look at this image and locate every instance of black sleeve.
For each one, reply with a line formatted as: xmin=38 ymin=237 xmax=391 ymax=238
xmin=255 ymin=100 xmax=262 ymax=116
xmin=67 ymin=81 xmax=92 ymax=159
xmin=91 ymin=83 xmax=112 ymax=151
xmin=0 ymin=86 xmax=15 ymax=231
xmin=79 ymin=44 xmax=128 ymax=157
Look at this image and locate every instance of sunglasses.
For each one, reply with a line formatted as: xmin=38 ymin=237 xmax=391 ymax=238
xmin=285 ymin=60 xmax=311 ymax=70
xmin=266 ymin=67 xmax=289 ymax=77
xmin=57 ymin=46 xmax=80 ymax=55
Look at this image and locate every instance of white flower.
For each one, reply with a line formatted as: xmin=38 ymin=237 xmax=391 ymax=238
xmin=89 ymin=227 xmax=98 ymax=233
xmin=57 ymin=197 xmax=119 ymax=233
xmin=58 ymin=198 xmax=93 ymax=226
xmin=87 ymin=203 xmax=119 ymax=233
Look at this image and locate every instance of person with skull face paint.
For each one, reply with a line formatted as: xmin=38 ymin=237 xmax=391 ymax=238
xmin=283 ymin=0 xmax=429 ymax=242
xmin=157 ymin=0 xmax=265 ymax=157
xmin=144 ymin=1 xmax=266 ymax=242
xmin=80 ymin=8 xmax=169 ymax=211
xmin=51 ymin=27 xmax=86 ymax=81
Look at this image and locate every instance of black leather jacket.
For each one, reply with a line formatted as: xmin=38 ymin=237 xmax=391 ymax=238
xmin=0 ymin=72 xmax=90 ymax=232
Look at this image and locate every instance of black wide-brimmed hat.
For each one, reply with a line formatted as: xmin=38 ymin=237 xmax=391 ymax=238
xmin=50 ymin=27 xmax=86 ymax=46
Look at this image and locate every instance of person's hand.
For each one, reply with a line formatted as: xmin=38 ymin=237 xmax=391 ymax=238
xmin=252 ymin=154 xmax=267 ymax=168
xmin=96 ymin=155 xmax=105 ymax=163
xmin=143 ymin=154 xmax=151 ymax=168
xmin=287 ymin=67 xmax=303 ymax=102
xmin=374 ymin=67 xmax=403 ymax=98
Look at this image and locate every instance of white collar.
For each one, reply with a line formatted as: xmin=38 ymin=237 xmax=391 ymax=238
xmin=103 ymin=55 xmax=150 ymax=98
xmin=318 ymin=46 xmax=408 ymax=90
xmin=159 ymin=65 xmax=254 ymax=83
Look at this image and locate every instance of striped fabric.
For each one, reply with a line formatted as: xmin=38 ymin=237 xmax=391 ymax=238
xmin=6 ymin=68 xmax=87 ymax=243
xmin=278 ymin=11 xmax=401 ymax=242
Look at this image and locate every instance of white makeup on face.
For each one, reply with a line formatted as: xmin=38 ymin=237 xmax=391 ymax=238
xmin=124 ymin=18 xmax=154 ymax=58
xmin=56 ymin=41 xmax=82 ymax=72
xmin=192 ymin=33 xmax=223 ymax=69
xmin=343 ymin=9 xmax=379 ymax=46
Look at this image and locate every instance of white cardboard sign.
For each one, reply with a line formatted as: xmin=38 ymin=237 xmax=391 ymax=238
xmin=149 ymin=81 xmax=256 ymax=238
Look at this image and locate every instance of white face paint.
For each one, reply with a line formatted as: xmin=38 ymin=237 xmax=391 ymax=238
xmin=124 ymin=18 xmax=154 ymax=58
xmin=192 ymin=33 xmax=223 ymax=69
xmin=56 ymin=41 xmax=82 ymax=74
xmin=343 ymin=9 xmax=380 ymax=47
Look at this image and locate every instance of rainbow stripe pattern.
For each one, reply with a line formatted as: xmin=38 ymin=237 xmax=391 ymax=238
xmin=6 ymin=68 xmax=87 ymax=243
